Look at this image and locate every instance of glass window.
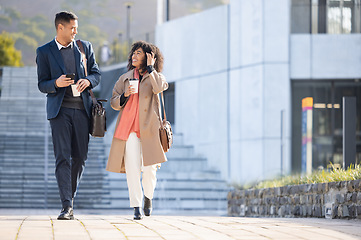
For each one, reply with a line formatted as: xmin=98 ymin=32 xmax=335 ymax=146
xmin=327 ymin=0 xmax=355 ymax=33
xmin=291 ymin=0 xmax=312 ymax=33
xmin=292 ymin=80 xmax=361 ymax=172
xmin=163 ymin=82 xmax=175 ymax=124
xmin=291 ymin=0 xmax=361 ymax=34
xmin=333 ymin=81 xmax=361 ymax=165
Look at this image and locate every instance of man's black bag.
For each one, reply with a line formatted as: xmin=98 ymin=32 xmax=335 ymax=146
xmin=89 ymin=90 xmax=107 ymax=137
xmin=77 ymin=39 xmax=107 ymax=137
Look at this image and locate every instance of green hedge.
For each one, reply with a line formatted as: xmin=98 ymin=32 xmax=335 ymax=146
xmin=242 ymin=164 xmax=361 ymax=190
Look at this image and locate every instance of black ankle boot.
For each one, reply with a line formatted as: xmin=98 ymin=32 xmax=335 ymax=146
xmin=134 ymin=207 xmax=142 ymax=220
xmin=144 ymin=196 xmax=152 ymax=216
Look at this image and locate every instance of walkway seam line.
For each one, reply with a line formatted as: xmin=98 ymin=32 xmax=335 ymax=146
xmin=49 ymin=216 xmax=54 ymax=240
xmin=130 ymin=218 xmax=167 ymax=240
xmin=14 ymin=216 xmax=28 ymax=240
xmin=178 ymin=218 xmax=238 ymax=240
xmin=76 ymin=218 xmax=92 ymax=240
xmin=100 ymin=217 xmax=129 ymax=240
xmin=153 ymin=218 xmax=200 ymax=239
xmin=199 ymin=217 xmax=273 ymax=239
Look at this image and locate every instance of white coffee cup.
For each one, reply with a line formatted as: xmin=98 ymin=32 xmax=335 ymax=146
xmin=71 ymin=84 xmax=81 ymax=97
xmin=129 ymin=79 xmax=139 ymax=93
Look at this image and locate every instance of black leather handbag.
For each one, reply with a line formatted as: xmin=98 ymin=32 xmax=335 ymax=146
xmin=89 ymin=90 xmax=107 ymax=137
xmin=77 ymin=40 xmax=107 ymax=137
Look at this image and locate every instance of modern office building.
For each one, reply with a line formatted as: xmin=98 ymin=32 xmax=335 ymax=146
xmin=155 ymin=0 xmax=361 ymax=184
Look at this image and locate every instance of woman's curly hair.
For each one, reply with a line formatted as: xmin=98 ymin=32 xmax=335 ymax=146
xmin=127 ymin=40 xmax=164 ymax=73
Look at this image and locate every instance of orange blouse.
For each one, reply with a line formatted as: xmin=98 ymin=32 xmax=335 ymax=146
xmin=114 ymin=69 xmax=140 ymax=140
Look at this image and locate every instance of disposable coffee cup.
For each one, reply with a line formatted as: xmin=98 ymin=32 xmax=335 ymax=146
xmin=71 ymin=84 xmax=81 ymax=97
xmin=129 ymin=78 xmax=139 ymax=93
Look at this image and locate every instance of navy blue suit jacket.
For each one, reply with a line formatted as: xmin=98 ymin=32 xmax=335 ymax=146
xmin=36 ymin=39 xmax=101 ymax=120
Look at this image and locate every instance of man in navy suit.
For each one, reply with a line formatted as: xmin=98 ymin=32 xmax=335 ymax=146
xmin=36 ymin=11 xmax=101 ymax=220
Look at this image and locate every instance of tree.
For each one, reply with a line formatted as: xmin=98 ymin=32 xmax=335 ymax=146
xmin=0 ymin=31 xmax=23 ymax=67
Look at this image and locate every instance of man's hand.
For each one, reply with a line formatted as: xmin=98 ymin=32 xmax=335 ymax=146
xmin=76 ymin=79 xmax=91 ymax=93
xmin=55 ymin=75 xmax=74 ymax=88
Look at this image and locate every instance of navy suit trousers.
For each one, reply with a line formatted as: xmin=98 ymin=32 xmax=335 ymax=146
xmin=49 ymin=107 xmax=90 ymax=208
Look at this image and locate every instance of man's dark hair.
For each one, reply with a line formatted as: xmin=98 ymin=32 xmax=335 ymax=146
xmin=55 ymin=11 xmax=78 ymax=29
xmin=127 ymin=41 xmax=164 ymax=73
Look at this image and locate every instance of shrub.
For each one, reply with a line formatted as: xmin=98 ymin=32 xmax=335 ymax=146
xmin=241 ymin=164 xmax=361 ymax=190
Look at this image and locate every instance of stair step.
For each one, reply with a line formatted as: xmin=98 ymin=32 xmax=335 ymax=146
xmin=157 ymin=171 xmax=221 ymax=179
xmin=159 ymin=158 xmax=208 ymax=172
xmin=170 ymin=134 xmax=183 ymax=145
xmin=165 ymin=145 xmax=194 ymax=158
xmin=107 ymin=189 xmax=228 ymax=199
xmin=97 ymin=198 xmax=227 ymax=210
xmin=106 ymin=179 xmax=227 ymax=189
xmin=0 ymin=66 xmax=229 ymax=211
xmin=0 ymin=171 xmax=107 ymax=178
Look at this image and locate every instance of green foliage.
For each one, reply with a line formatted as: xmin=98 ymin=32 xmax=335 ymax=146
xmin=11 ymin=32 xmax=38 ymax=50
xmin=0 ymin=6 xmax=21 ymax=26
xmin=0 ymin=31 xmax=23 ymax=67
xmin=5 ymin=7 xmax=21 ymax=20
xmin=109 ymin=40 xmax=128 ymax=64
xmin=0 ymin=15 xmax=12 ymax=25
xmin=97 ymin=0 xmax=109 ymax=8
xmin=60 ymin=2 xmax=72 ymax=11
xmin=246 ymin=164 xmax=361 ymax=190
xmin=77 ymin=24 xmax=106 ymax=48
xmin=10 ymin=32 xmax=38 ymax=66
xmin=67 ymin=0 xmax=82 ymax=5
xmin=78 ymin=9 xmax=95 ymax=18
xmin=16 ymin=15 xmax=54 ymax=44
xmin=0 ymin=8 xmax=55 ymax=65
xmin=18 ymin=20 xmax=47 ymax=42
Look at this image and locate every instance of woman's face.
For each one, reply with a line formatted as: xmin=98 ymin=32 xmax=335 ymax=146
xmin=132 ymin=47 xmax=146 ymax=69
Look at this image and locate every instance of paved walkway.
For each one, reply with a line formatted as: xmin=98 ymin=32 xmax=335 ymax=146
xmin=0 ymin=209 xmax=360 ymax=240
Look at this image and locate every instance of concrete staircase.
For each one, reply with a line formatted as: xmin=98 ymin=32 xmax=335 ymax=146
xmin=157 ymin=135 xmax=229 ymax=212
xmin=0 ymin=67 xmax=109 ymax=209
xmin=0 ymin=66 xmax=229 ymax=213
xmin=103 ymin=133 xmax=229 ymax=213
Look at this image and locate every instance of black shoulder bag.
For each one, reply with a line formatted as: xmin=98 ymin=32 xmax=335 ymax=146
xmin=77 ymin=40 xmax=107 ymax=137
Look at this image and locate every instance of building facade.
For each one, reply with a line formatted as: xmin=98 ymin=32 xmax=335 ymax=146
xmin=155 ymin=0 xmax=361 ymax=184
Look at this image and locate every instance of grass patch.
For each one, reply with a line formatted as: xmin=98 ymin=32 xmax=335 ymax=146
xmin=237 ymin=164 xmax=361 ymax=190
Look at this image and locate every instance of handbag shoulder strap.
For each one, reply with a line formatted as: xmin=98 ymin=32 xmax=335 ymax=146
xmin=160 ymin=92 xmax=167 ymax=121
xmin=76 ymin=39 xmax=97 ymax=105
xmin=76 ymin=40 xmax=87 ymax=76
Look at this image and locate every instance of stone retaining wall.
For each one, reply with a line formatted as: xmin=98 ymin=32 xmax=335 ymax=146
xmin=228 ymin=179 xmax=361 ymax=219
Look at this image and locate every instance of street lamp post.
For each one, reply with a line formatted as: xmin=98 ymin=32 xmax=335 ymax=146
xmin=118 ymin=32 xmax=123 ymax=61
xmin=125 ymin=2 xmax=133 ymax=52
xmin=113 ymin=40 xmax=117 ymax=63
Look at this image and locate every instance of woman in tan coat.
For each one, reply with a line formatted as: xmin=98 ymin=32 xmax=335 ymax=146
xmin=106 ymin=41 xmax=168 ymax=220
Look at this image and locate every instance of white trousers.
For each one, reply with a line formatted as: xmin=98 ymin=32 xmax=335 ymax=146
xmin=124 ymin=132 xmax=158 ymax=207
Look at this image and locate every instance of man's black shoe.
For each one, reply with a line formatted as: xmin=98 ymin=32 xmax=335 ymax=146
xmin=143 ymin=196 xmax=152 ymax=216
xmin=57 ymin=206 xmax=74 ymax=220
xmin=134 ymin=207 xmax=143 ymax=220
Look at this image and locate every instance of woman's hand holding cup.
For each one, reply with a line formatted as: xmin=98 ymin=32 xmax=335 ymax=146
xmin=124 ymin=79 xmax=139 ymax=97
xmin=124 ymin=85 xmax=135 ymax=97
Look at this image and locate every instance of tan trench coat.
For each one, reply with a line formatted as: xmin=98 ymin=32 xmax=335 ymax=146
xmin=106 ymin=69 xmax=168 ymax=173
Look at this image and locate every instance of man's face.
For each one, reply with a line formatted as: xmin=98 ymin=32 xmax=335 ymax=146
xmin=58 ymin=19 xmax=78 ymax=44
